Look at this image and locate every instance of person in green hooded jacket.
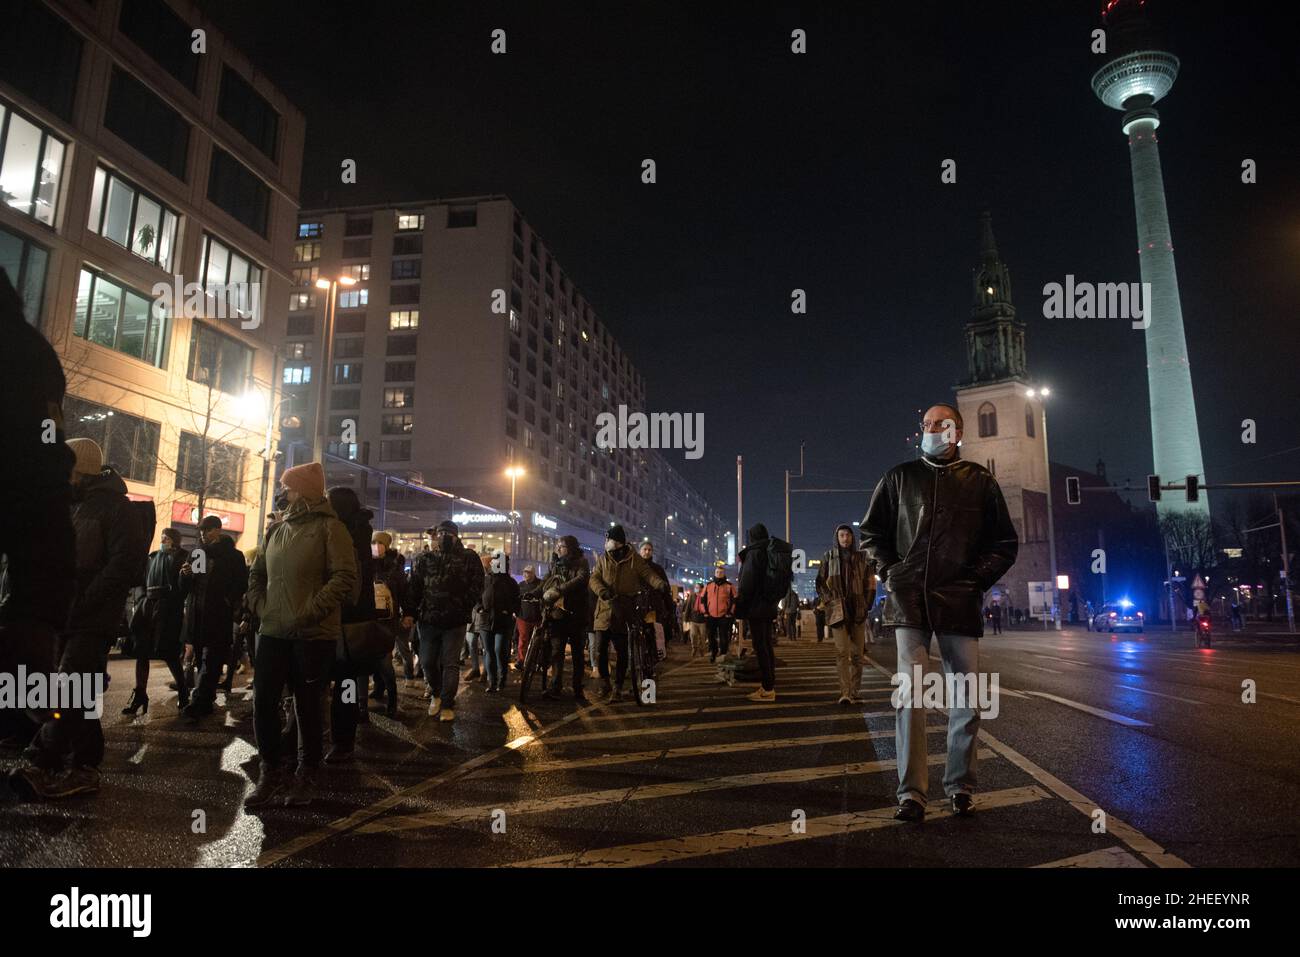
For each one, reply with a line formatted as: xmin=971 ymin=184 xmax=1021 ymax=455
xmin=243 ymin=461 xmax=357 ymax=809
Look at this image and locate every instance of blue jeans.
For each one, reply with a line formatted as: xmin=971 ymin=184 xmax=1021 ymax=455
xmin=418 ymin=623 xmax=465 ymax=704
xmin=587 ymin=631 xmax=599 ymax=672
xmin=482 ymin=630 xmax=510 ymax=687
xmin=894 ymin=628 xmax=981 ymax=806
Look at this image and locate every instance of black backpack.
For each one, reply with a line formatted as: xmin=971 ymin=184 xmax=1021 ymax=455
xmin=760 ymin=539 xmax=795 ymax=605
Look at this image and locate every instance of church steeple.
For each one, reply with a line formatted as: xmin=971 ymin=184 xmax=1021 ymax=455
xmin=963 ymin=210 xmax=1028 ymax=384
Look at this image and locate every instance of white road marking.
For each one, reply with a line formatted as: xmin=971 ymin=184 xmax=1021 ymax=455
xmin=1034 ymin=847 xmax=1146 ymax=868
xmin=1021 ymin=691 xmax=1152 ymax=727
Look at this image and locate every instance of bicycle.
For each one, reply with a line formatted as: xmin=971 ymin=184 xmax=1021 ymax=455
xmin=518 ymin=618 xmax=553 ymax=704
xmin=626 ymin=590 xmax=660 ymax=707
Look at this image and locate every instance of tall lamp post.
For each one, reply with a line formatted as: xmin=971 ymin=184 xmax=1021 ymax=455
xmin=505 ymin=465 xmax=525 ymax=560
xmin=1027 ymin=387 xmax=1061 ymax=630
xmin=310 ymin=275 xmax=357 ymax=464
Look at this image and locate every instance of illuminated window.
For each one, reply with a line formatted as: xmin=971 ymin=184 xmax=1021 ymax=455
xmin=389 ymin=309 xmax=419 ymax=330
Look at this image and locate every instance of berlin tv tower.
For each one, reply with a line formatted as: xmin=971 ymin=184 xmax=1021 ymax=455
xmin=1091 ymin=0 xmax=1209 ymax=516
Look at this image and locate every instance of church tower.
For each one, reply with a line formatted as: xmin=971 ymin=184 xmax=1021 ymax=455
xmin=954 ymin=212 xmax=1051 ymax=609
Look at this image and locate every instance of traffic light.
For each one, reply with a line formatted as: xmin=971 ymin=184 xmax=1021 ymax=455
xmin=1065 ymin=476 xmax=1081 ymax=505
xmin=1186 ymin=474 xmax=1199 ymax=503
xmin=1147 ymin=474 xmax=1161 ymax=502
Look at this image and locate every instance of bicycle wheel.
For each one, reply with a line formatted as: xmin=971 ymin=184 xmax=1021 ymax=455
xmin=519 ymin=624 xmax=547 ymax=703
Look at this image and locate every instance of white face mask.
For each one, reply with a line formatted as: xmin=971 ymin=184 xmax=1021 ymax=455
xmin=920 ymin=431 xmax=951 ymax=456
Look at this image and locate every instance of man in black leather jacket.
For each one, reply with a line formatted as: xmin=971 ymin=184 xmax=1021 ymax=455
xmin=861 ymin=403 xmax=1017 ymax=822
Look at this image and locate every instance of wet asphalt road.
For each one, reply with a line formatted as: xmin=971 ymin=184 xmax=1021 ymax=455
xmin=1 ymin=623 xmax=1297 ymax=868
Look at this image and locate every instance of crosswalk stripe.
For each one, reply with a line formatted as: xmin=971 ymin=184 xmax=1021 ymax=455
xmin=363 ymin=748 xmax=1001 ymax=836
xmin=503 ymin=778 xmax=1037 ymax=867
xmin=1033 ymin=847 xmax=1146 ymax=868
xmin=652 ymin=689 xmax=895 ymax=702
xmin=539 ymin=711 xmax=893 ymax=744
xmin=471 ymin=725 xmax=951 ymax=778
xmin=576 ymin=697 xmax=888 ymax=722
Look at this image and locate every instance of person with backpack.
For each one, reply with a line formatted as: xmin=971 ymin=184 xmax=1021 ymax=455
xmin=408 ymin=520 xmax=484 ymax=722
xmin=540 ymin=535 xmax=590 ymax=703
xmin=11 ymin=438 xmax=146 ymax=800
xmin=480 ymin=550 xmax=521 ymax=693
xmin=815 ymin=523 xmax=877 ymax=706
xmin=180 ymin=515 xmax=248 ymax=724
xmin=861 ymin=402 xmax=1018 ymax=822
xmin=735 ymin=523 xmax=794 ymax=702
xmin=639 ymin=541 xmax=676 ymax=658
xmin=243 ymin=462 xmax=357 ymax=809
xmin=371 ymin=531 xmax=412 ymax=711
xmin=588 ymin=524 xmax=668 ymax=702
xmin=683 ymin=584 xmax=708 ymax=657
xmin=123 ymin=527 xmax=189 ymax=716
xmin=700 ymin=563 xmax=738 ymax=662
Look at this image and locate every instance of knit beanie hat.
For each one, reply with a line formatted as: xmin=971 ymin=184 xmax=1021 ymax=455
xmin=372 ymin=531 xmax=393 ymax=547
xmin=67 ymin=437 xmax=104 ymax=477
xmin=280 ymin=461 xmax=326 ymax=500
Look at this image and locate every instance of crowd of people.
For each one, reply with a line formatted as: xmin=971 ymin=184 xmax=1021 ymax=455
xmin=2 ymin=275 xmax=1025 ymax=821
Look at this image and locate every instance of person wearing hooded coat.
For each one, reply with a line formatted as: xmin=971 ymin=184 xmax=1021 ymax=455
xmin=539 ymin=534 xmax=589 ymax=702
xmin=12 ymin=438 xmax=146 ymax=800
xmin=815 ymin=523 xmax=877 ymax=705
xmin=181 ymin=514 xmax=248 ymax=723
xmin=736 ymin=522 xmax=793 ymax=702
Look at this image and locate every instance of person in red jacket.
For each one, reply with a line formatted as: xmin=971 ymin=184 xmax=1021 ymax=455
xmin=699 ymin=563 xmax=737 ymax=663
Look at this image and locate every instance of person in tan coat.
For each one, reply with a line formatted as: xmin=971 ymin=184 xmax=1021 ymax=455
xmin=815 ymin=523 xmax=877 ymax=705
xmin=588 ymin=524 xmax=668 ymax=702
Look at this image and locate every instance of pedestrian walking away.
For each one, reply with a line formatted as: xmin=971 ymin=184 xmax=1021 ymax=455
xmin=861 ymin=403 xmax=1018 ymax=823
xmin=735 ymin=523 xmax=793 ymax=702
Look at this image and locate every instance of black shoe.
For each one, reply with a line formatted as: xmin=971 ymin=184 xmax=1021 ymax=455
xmin=244 ymin=765 xmax=287 ymax=809
xmin=542 ymin=687 xmax=559 ymax=700
xmin=574 ymin=692 xmax=590 ymax=706
xmin=385 ymin=700 xmax=399 ymax=718
xmin=177 ymin=687 xmax=191 ymax=710
xmin=357 ymin=707 xmax=370 ymax=725
xmin=284 ymin=767 xmax=319 ymax=807
xmin=894 ymin=799 xmax=925 ymax=822
xmin=951 ymin=793 xmax=974 ymax=817
xmin=167 ymin=680 xmax=179 ymax=691
xmin=369 ymin=688 xmax=385 ymax=701
xmin=122 ymin=689 xmax=148 ymax=716
xmin=325 ymin=745 xmax=354 ymax=764
xmin=182 ymin=701 xmax=212 ymax=724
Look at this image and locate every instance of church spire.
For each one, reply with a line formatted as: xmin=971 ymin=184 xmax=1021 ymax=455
xmin=963 ymin=209 xmax=1028 ymax=385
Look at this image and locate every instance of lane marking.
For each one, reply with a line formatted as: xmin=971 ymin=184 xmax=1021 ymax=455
xmin=1021 ymin=691 xmax=1152 ymax=727
xmin=368 ymin=748 xmax=999 ymax=836
xmin=863 ymin=654 xmax=1186 ymax=868
xmin=504 ymin=778 xmax=1036 ymax=868
xmin=1019 ymin=663 xmax=1062 ymax=675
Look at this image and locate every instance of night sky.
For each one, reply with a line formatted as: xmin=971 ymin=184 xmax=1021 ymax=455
xmin=213 ymin=0 xmax=1299 ymax=558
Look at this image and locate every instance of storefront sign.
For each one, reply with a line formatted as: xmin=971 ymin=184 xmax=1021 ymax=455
xmin=531 ymin=512 xmax=557 ymax=530
xmin=452 ymin=511 xmax=510 ymax=526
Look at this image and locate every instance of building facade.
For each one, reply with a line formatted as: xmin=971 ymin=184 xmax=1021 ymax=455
xmin=1 ymin=0 xmax=304 ymax=549
xmin=284 ymin=197 xmax=729 ymax=576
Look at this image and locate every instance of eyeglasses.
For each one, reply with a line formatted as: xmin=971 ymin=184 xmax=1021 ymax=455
xmin=920 ymin=418 xmax=958 ymax=432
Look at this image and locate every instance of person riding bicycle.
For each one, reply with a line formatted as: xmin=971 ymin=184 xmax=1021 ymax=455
xmin=539 ymin=535 xmax=590 ymax=703
xmin=589 ymin=524 xmax=669 ymax=702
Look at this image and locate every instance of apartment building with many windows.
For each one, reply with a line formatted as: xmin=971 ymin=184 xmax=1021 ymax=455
xmin=0 ymin=0 xmax=304 ymax=547
xmin=283 ymin=197 xmax=728 ymax=570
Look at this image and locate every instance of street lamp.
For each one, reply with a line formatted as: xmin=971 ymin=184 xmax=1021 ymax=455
xmin=310 ymin=275 xmax=357 ymax=464
xmin=505 ymin=465 xmax=525 ymax=559
xmin=1027 ymin=387 xmax=1061 ymax=630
